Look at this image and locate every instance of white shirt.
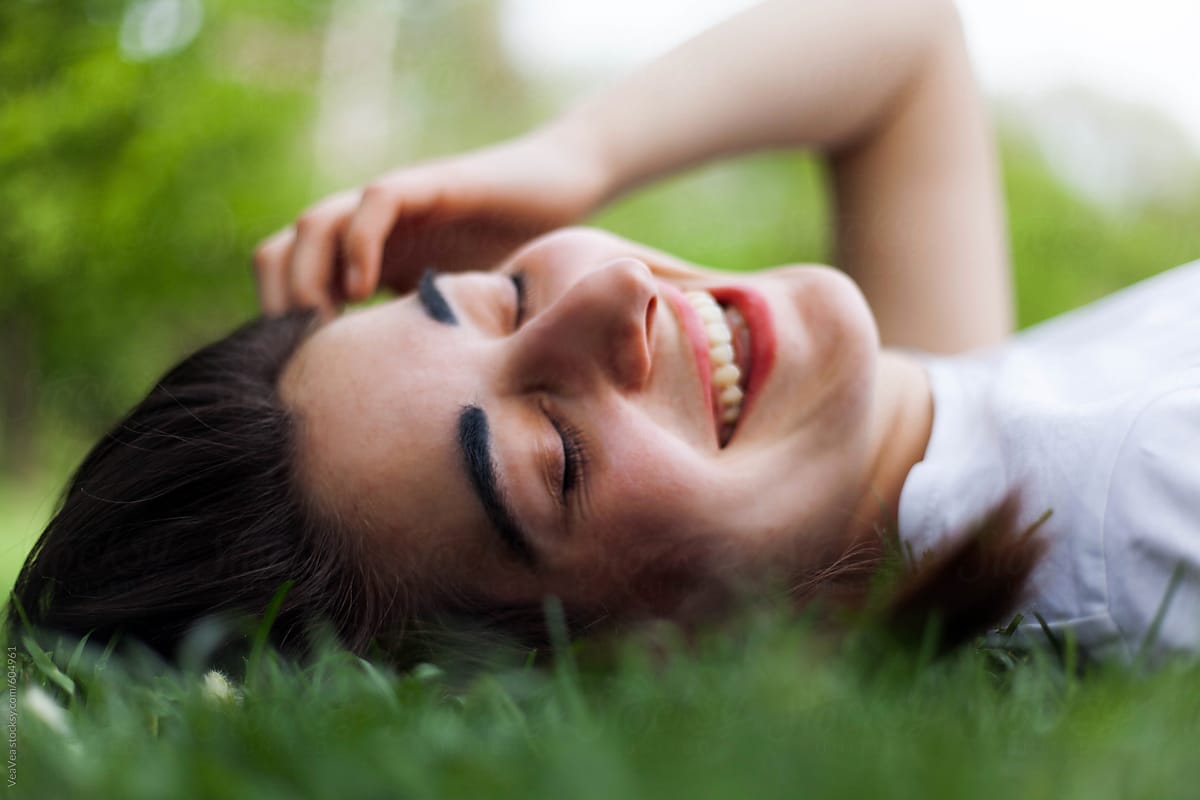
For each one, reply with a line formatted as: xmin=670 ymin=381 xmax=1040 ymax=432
xmin=898 ymin=260 xmax=1200 ymax=662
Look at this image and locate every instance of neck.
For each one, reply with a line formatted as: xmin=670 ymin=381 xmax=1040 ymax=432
xmin=847 ymin=349 xmax=934 ymax=543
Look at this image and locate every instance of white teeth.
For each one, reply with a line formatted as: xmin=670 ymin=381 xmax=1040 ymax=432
xmin=705 ymin=322 xmax=731 ymax=345
xmin=713 ymin=363 xmax=740 ymax=388
xmin=683 ymin=288 xmax=745 ymax=438
xmin=709 ymin=343 xmax=734 ymax=363
xmin=696 ymin=303 xmax=723 ymax=324
xmin=719 ymin=385 xmax=744 ymax=405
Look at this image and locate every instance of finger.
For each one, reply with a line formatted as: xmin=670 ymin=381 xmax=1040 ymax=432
xmin=343 ymin=176 xmax=441 ymax=300
xmin=253 ymin=228 xmax=295 ymax=316
xmin=287 ymin=190 xmax=360 ymax=312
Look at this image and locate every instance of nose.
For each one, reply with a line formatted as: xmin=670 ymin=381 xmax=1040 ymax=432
xmin=508 ymin=258 xmax=658 ymax=393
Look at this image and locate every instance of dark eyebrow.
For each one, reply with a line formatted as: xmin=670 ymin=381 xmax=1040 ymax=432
xmin=419 ymin=268 xmax=457 ymax=325
xmin=456 ymin=404 xmax=537 ymax=566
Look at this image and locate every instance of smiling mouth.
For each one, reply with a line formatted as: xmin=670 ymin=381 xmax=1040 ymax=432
xmin=660 ymin=281 xmax=774 ymax=449
xmin=683 ymin=290 xmax=751 ymax=445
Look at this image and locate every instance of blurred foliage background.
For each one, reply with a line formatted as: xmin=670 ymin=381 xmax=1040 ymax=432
xmin=2 ymin=0 xmax=1199 ymax=597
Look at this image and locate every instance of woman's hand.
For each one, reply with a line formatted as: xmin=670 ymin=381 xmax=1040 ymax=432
xmin=253 ymin=124 xmax=608 ymax=315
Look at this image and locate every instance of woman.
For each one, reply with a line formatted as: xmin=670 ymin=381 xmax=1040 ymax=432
xmin=12 ymin=0 xmax=1197 ymax=664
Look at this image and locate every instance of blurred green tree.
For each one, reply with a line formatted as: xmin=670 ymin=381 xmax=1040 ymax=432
xmin=0 ymin=0 xmax=327 ymax=472
xmin=0 ymin=0 xmax=530 ymax=476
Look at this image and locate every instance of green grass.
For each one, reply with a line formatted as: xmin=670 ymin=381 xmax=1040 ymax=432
xmin=8 ymin=610 xmax=1200 ymax=800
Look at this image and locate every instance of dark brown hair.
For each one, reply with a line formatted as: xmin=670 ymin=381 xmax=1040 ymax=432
xmin=8 ymin=311 xmax=399 ymax=662
xmin=877 ymin=495 xmax=1049 ymax=651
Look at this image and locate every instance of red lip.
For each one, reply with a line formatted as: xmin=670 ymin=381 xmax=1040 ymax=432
xmin=658 ymin=281 xmax=777 ymax=445
xmin=658 ymin=282 xmax=718 ymax=439
xmin=709 ymin=285 xmax=776 ymax=431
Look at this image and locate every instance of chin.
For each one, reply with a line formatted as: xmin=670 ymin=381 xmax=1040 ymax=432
xmin=763 ymin=263 xmax=879 ymax=415
xmin=797 ymin=264 xmax=878 ymax=350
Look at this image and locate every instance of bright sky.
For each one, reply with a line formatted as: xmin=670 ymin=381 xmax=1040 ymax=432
xmin=500 ymin=0 xmax=1200 ymax=152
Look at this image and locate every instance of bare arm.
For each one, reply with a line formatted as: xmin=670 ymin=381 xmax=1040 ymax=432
xmin=551 ymin=0 xmax=1011 ymax=350
xmin=260 ymin=0 xmax=1012 ymax=352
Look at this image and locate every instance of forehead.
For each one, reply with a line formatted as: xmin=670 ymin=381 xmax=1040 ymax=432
xmin=279 ymin=299 xmax=487 ymax=574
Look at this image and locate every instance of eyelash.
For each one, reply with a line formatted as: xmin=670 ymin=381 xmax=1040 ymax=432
xmin=514 ymin=273 xmax=586 ymax=500
xmin=511 ymin=271 xmax=528 ymax=328
xmin=549 ymin=416 xmax=589 ymax=500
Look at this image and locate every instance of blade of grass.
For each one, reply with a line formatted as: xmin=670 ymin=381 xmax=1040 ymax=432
xmin=21 ymin=634 xmax=75 ymax=698
xmin=247 ymin=579 xmax=293 ymax=686
xmin=543 ymin=596 xmax=588 ymax=724
xmin=65 ymin=631 xmax=93 ymax=676
xmin=1135 ymin=562 xmax=1187 ymax=670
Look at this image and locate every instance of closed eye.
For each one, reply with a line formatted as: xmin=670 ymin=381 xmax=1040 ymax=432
xmin=511 ymin=271 xmax=528 ymax=328
xmin=549 ymin=416 xmax=588 ymax=500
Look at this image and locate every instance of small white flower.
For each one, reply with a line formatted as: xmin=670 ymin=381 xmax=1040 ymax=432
xmin=202 ymin=670 xmax=239 ymax=704
xmin=23 ymin=685 xmax=71 ymax=737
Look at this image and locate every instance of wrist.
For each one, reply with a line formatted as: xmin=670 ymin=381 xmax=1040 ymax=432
xmin=535 ymin=112 xmax=620 ymax=211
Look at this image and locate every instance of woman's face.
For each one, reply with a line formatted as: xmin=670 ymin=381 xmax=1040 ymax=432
xmin=281 ymin=228 xmax=881 ymax=614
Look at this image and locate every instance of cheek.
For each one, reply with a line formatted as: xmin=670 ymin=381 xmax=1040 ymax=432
xmin=552 ymin=490 xmax=724 ymax=614
xmin=578 ymin=445 xmax=725 ymax=575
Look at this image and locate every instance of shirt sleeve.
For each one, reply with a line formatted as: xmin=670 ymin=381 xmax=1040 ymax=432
xmin=1103 ymin=381 xmax=1200 ymax=661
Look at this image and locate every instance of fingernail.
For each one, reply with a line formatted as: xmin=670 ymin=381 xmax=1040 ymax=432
xmin=344 ymin=265 xmax=360 ymax=295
